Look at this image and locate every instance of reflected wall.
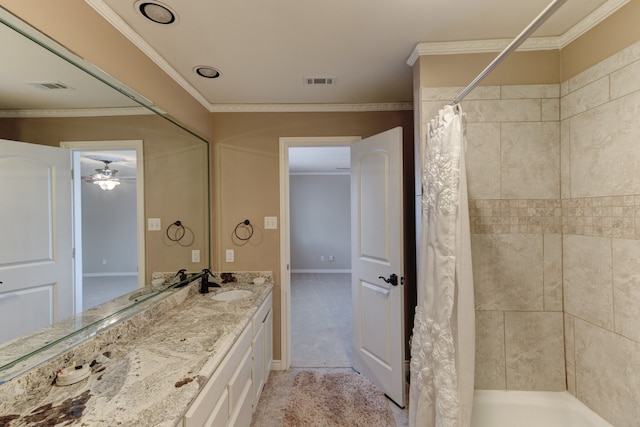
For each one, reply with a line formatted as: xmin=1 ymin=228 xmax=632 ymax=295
xmin=0 ymin=113 xmax=209 ymax=281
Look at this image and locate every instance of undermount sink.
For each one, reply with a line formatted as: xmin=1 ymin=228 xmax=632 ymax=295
xmin=210 ymin=289 xmax=252 ymax=301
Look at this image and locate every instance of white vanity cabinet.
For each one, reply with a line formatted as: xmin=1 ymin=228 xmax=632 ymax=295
xmin=183 ymin=290 xmax=273 ymax=427
xmin=183 ymin=324 xmax=252 ymax=427
xmin=251 ymin=292 xmax=273 ymax=410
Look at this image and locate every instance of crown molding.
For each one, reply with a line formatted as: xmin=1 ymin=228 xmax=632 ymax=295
xmin=207 ymin=102 xmax=414 ymax=113
xmin=407 ymin=0 xmax=630 ymax=65
xmin=407 ymin=37 xmax=559 ymax=65
xmin=0 ymin=106 xmax=154 ymax=118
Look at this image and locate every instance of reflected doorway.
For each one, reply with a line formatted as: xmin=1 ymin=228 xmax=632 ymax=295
xmin=61 ymin=140 xmax=145 ymax=312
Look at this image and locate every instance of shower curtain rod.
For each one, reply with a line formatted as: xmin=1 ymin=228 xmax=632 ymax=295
xmin=451 ymin=0 xmax=567 ymax=105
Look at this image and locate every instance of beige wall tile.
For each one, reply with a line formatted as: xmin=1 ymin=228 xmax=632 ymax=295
xmin=475 ymin=311 xmax=506 ymax=389
xmin=570 ymin=91 xmax=640 ymax=198
xmin=472 ymin=234 xmax=543 ymax=311
xmin=541 ymin=98 xmax=560 ymax=121
xmin=543 ymin=234 xmax=563 ymax=311
xmin=612 ymin=238 xmax=640 ymax=342
xmin=561 ymin=77 xmax=609 ymax=120
xmin=504 ymin=312 xmax=565 ymax=391
xmin=564 ymin=314 xmax=576 ymax=395
xmin=563 ymin=235 xmax=614 ymax=330
xmin=501 ymin=122 xmax=560 ymax=199
xmin=466 ymin=123 xmax=501 ymax=199
xmin=422 ymin=86 xmax=500 ymax=102
xmin=464 ymin=99 xmax=541 ymax=123
xmin=560 ymin=119 xmax=571 ymax=199
xmin=574 ymin=318 xmax=640 ymax=427
xmin=501 ymin=84 xmax=559 ymax=99
xmin=611 ymin=59 xmax=640 ymax=99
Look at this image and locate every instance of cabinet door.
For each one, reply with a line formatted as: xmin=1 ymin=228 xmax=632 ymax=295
xmin=252 ymin=321 xmax=266 ymax=409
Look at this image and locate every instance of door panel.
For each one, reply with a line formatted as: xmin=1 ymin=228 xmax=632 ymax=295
xmin=351 ymin=127 xmax=405 ymax=407
xmin=0 ymin=139 xmax=72 ymax=344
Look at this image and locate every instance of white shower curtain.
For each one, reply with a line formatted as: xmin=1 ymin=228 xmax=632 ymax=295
xmin=409 ymin=104 xmax=475 ymax=427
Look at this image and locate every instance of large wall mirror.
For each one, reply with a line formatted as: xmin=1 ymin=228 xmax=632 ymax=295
xmin=0 ymin=7 xmax=209 ymax=380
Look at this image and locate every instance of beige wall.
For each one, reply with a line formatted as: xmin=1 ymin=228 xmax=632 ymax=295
xmin=210 ymin=111 xmax=415 ymax=359
xmin=417 ymin=50 xmax=561 ymax=88
xmin=0 ymin=115 xmax=209 ymax=282
xmin=0 ymin=0 xmax=211 ymax=139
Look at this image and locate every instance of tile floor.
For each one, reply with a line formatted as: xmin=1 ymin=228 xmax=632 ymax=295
xmin=250 ymin=272 xmax=409 ymax=426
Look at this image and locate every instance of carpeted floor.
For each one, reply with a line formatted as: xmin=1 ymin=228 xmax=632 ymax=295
xmin=250 ymin=273 xmax=408 ymax=426
xmin=283 ymin=371 xmax=395 ymax=427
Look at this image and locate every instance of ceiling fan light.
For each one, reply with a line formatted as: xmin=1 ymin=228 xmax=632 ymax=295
xmin=136 ymin=1 xmax=177 ymax=25
xmin=95 ymin=180 xmax=120 ymax=191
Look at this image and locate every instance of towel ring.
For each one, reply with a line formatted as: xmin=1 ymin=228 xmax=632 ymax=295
xmin=167 ymin=220 xmax=186 ymax=242
xmin=234 ymin=219 xmax=253 ymax=241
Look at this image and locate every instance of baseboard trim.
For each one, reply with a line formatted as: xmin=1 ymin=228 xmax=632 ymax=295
xmin=290 ymin=269 xmax=352 ymax=274
xmin=271 ymin=360 xmax=283 ymax=371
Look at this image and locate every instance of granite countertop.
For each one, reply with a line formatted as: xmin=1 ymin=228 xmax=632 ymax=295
xmin=0 ymin=276 xmax=273 ymax=427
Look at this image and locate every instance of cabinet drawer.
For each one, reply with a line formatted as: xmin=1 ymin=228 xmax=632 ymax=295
xmin=228 ymin=377 xmax=253 ymax=427
xmin=203 ymin=388 xmax=229 ymax=427
xmin=228 ymin=346 xmax=252 ymax=412
xmin=252 ymin=293 xmax=272 ymax=336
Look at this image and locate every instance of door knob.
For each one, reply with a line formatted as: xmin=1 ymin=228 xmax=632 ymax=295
xmin=378 ymin=274 xmax=398 ymax=286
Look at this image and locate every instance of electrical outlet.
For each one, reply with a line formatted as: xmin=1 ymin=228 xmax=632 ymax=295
xmin=191 ymin=250 xmax=200 ymax=263
xmin=264 ymin=216 xmax=278 ymax=229
xmin=148 ymin=218 xmax=161 ymax=231
xmin=226 ymin=249 xmax=234 ymax=262
xmin=328 ymin=255 xmax=334 ymax=262
xmin=320 ymin=255 xmax=325 ymax=262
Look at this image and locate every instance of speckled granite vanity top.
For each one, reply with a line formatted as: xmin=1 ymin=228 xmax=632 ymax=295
xmin=0 ymin=272 xmax=273 ymax=427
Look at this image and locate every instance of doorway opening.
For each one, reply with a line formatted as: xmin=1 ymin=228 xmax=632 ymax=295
xmin=279 ymin=137 xmax=360 ymax=370
xmin=61 ymin=140 xmax=145 ymax=312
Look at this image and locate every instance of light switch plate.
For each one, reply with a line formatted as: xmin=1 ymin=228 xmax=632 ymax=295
xmin=264 ymin=216 xmax=278 ymax=229
xmin=226 ymin=249 xmax=234 ymax=262
xmin=148 ymin=218 xmax=161 ymax=231
xmin=191 ymin=250 xmax=200 ymax=263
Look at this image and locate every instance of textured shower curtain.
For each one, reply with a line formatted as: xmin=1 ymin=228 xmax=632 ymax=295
xmin=409 ymin=104 xmax=475 ymax=427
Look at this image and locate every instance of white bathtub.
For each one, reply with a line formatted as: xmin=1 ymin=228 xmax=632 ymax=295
xmin=471 ymin=390 xmax=612 ymax=427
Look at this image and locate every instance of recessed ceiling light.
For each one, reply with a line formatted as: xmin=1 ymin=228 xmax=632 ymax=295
xmin=136 ymin=1 xmax=177 ymax=25
xmin=194 ymin=66 xmax=221 ymax=79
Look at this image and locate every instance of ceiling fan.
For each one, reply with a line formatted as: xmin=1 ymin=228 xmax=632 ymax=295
xmin=82 ymin=155 xmax=135 ymax=191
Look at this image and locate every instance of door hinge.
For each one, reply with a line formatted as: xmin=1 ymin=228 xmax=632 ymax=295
xmin=72 ymin=248 xmax=76 ymax=259
xmin=70 ymin=169 xmax=74 ymax=180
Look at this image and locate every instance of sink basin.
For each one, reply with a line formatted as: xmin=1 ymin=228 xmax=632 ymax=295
xmin=210 ymin=289 xmax=252 ymax=301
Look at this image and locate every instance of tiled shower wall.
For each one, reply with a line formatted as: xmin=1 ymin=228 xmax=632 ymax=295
xmin=420 ymin=37 xmax=640 ymax=427
xmin=561 ymin=38 xmax=640 ymax=427
xmin=420 ymin=84 xmax=566 ymax=392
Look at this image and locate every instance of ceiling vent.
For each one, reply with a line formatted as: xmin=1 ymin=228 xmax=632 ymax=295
xmin=28 ymin=81 xmax=74 ymax=91
xmin=303 ymin=76 xmax=336 ymax=86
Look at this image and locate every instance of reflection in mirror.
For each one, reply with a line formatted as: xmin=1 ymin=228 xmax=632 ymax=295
xmin=0 ymin=7 xmax=209 ymax=380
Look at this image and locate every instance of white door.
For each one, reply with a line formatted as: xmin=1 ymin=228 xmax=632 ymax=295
xmin=351 ymin=127 xmax=405 ymax=407
xmin=0 ymin=139 xmax=73 ymax=345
